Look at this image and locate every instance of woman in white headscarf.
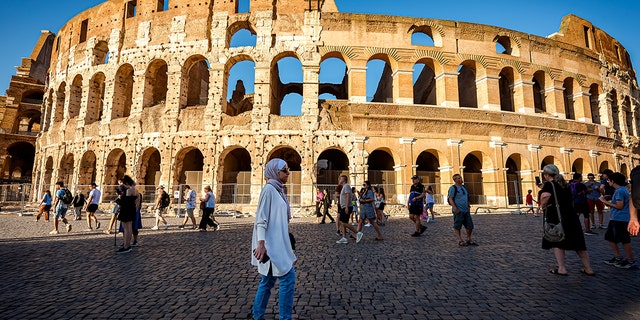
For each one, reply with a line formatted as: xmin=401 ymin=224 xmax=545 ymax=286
xmin=250 ymin=158 xmax=296 ymax=320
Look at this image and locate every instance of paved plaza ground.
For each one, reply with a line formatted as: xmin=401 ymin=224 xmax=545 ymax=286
xmin=0 ymin=210 xmax=638 ymax=319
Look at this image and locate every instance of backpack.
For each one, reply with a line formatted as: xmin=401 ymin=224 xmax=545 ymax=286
xmin=569 ymin=182 xmax=587 ymax=204
xmin=62 ymin=189 xmax=73 ymax=205
xmin=160 ymin=191 xmax=170 ymax=208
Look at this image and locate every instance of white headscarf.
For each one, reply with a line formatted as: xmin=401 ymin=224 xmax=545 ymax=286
xmin=264 ymin=158 xmax=290 ymax=219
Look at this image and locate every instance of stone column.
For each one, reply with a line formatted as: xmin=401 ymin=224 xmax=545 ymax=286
xmin=574 ymin=88 xmax=592 ymax=123
xmin=163 ymin=66 xmax=183 ymax=133
xmin=476 ymin=68 xmax=501 ymax=111
xmin=546 ymin=80 xmax=566 ymax=119
xmin=348 ymin=60 xmax=367 ymax=103
xmin=252 ymin=62 xmax=271 ymax=132
xmin=514 ymin=76 xmax=534 ymax=114
xmin=437 ymin=64 xmax=459 ymax=107
xmin=394 ymin=64 xmax=413 ymax=105
xmin=206 ymin=62 xmax=225 ymax=132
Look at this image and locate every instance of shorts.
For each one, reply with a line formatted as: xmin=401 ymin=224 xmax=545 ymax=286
xmin=338 ymin=207 xmax=350 ymax=223
xmin=42 ymin=205 xmax=52 ymax=212
xmin=87 ymin=203 xmax=99 ymax=213
xmin=573 ymin=202 xmax=590 ymax=217
xmin=155 ymin=207 xmax=167 ymax=218
xmin=527 ymin=203 xmax=533 ymax=208
xmin=54 ymin=206 xmax=68 ymax=219
xmin=377 ymin=202 xmax=386 ymax=211
xmin=426 ymin=202 xmax=434 ymax=209
xmin=185 ymin=208 xmax=195 ymax=218
xmin=409 ymin=205 xmax=423 ymax=216
xmin=604 ymin=220 xmax=631 ymax=244
xmin=360 ymin=209 xmax=376 ymax=220
xmin=587 ymin=199 xmax=604 ymax=213
xmin=453 ymin=211 xmax=474 ymax=230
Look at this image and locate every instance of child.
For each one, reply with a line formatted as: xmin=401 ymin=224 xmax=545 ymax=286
xmin=525 ymin=189 xmax=536 ymax=216
xmin=600 ymin=172 xmax=637 ymax=269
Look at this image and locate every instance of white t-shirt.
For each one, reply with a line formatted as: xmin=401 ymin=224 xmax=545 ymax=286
xmin=89 ymin=189 xmax=101 ymax=205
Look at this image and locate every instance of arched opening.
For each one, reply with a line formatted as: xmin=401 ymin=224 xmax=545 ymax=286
xmin=44 ymin=156 xmax=54 ymax=190
xmin=532 ymin=71 xmax=546 ymax=113
xmin=143 ymin=59 xmax=168 ymax=108
xmin=220 ymin=148 xmax=252 ymax=204
xmin=411 ymin=31 xmax=434 ymax=46
xmin=367 ymin=55 xmax=393 ymax=103
xmin=104 ymin=149 xmax=127 ymax=186
xmin=499 ymin=67 xmax=515 ymax=112
xmin=173 ymin=148 xmax=204 ymax=191
xmin=572 ymin=158 xmax=584 ymax=174
xmin=68 ymin=75 xmax=83 ymax=119
xmin=13 ymin=110 xmax=41 ymax=134
xmin=181 ymin=56 xmax=210 ymax=108
xmin=54 ymin=82 xmax=66 ymax=122
xmin=57 ymin=153 xmax=75 ymax=187
xmin=495 ymin=36 xmax=513 ymax=55
xmin=541 ymin=156 xmax=555 ymax=171
xmin=623 ymin=96 xmax=633 ymax=135
xmin=316 ymin=149 xmax=349 ymax=186
xmin=270 ymin=55 xmax=303 ymax=115
xmin=86 ymin=72 xmax=105 ymax=125
xmin=563 ymin=77 xmax=575 ymax=120
xmin=138 ymin=147 xmax=161 ymax=195
xmin=367 ymin=149 xmax=396 ymax=201
xmin=621 ymin=163 xmax=628 ymax=178
xmin=229 ymin=28 xmax=256 ymax=47
xmin=462 ymin=153 xmax=484 ymax=204
xmin=413 ymin=59 xmax=436 ymax=105
xmin=226 ymin=57 xmax=255 ymax=116
xmin=112 ymin=64 xmax=134 ymax=119
xmin=78 ymin=151 xmax=97 ymax=186
xmin=599 ymin=161 xmax=610 ymax=174
xmin=319 ymin=55 xmax=348 ymax=100
xmin=506 ymin=155 xmax=522 ymax=205
xmin=589 ymin=84 xmax=600 ymax=124
xmin=415 ymin=151 xmax=440 ymax=195
xmin=3 ymin=142 xmax=35 ymax=182
xmin=21 ymin=90 xmax=44 ymax=105
xmin=93 ymin=40 xmax=109 ymax=65
xmin=610 ymin=90 xmax=620 ymax=131
xmin=458 ymin=61 xmax=477 ymax=108
xmin=268 ymin=147 xmax=303 ymax=205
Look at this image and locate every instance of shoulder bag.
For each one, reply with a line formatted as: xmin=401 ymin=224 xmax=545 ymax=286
xmin=543 ymin=182 xmax=565 ymax=242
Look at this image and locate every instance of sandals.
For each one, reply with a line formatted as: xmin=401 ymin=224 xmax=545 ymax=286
xmin=549 ymin=268 xmax=568 ymax=276
xmin=466 ymin=240 xmax=478 ymax=246
xmin=458 ymin=241 xmax=468 ymax=246
xmin=580 ymin=269 xmax=596 ymax=276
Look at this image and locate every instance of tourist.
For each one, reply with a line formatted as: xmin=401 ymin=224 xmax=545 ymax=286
xmin=50 ymin=181 xmax=72 ymax=235
xmin=35 ymin=190 xmax=52 ymax=222
xmin=315 ymin=187 xmax=324 ymax=224
xmin=447 ymin=174 xmax=477 ymax=246
xmin=570 ymin=173 xmax=596 ymax=235
xmin=585 ymin=173 xmax=605 ymax=229
xmin=152 ymin=185 xmax=170 ymax=230
xmin=425 ymin=185 xmax=436 ymax=222
xmin=336 ymin=175 xmax=359 ymax=244
xmin=539 ymin=165 xmax=594 ymax=275
xmin=250 ymin=158 xmax=296 ymax=320
xmin=104 ymin=179 xmax=125 ymax=234
xmin=179 ymin=185 xmax=198 ymax=230
xmin=198 ymin=186 xmax=218 ymax=231
xmin=355 ymin=180 xmax=383 ymax=242
xmin=600 ymin=172 xmax=637 ymax=269
xmin=629 ymin=166 xmax=640 ymax=237
xmin=525 ymin=189 xmax=536 ymax=216
xmin=116 ymin=175 xmax=138 ymax=253
xmin=320 ymin=188 xmax=334 ymax=224
xmin=72 ymin=190 xmax=85 ymax=221
xmin=333 ymin=181 xmax=343 ymax=235
xmin=375 ymin=186 xmax=386 ymax=225
xmin=350 ymin=187 xmax=358 ymax=226
xmin=85 ymin=183 xmax=101 ymax=230
xmin=599 ymin=169 xmax=616 ymax=201
xmin=408 ymin=175 xmax=426 ymax=237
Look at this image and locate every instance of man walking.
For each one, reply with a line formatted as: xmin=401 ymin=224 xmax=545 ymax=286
xmin=50 ymin=181 xmax=72 ymax=235
xmin=335 ymin=175 xmax=359 ymax=244
xmin=179 ymin=185 xmax=198 ymax=230
xmin=85 ymin=183 xmax=101 ymax=230
xmin=570 ymin=173 xmax=596 ymax=235
xmin=152 ymin=185 xmax=170 ymax=230
xmin=448 ymin=174 xmax=477 ymax=246
xmin=585 ymin=173 xmax=605 ymax=229
xmin=408 ymin=175 xmax=427 ymax=237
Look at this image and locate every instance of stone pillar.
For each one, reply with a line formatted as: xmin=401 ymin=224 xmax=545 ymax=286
xmin=206 ymin=62 xmax=225 ymax=132
xmin=476 ymin=68 xmax=500 ymax=111
xmin=574 ymin=88 xmax=592 ymax=123
xmin=348 ymin=60 xmax=367 ymax=103
xmin=163 ymin=66 xmax=183 ymax=133
xmin=437 ymin=64 xmax=459 ymax=107
xmin=546 ymin=80 xmax=566 ymax=119
xmin=394 ymin=64 xmax=413 ymax=105
xmin=438 ymin=165 xmax=454 ymax=204
xmin=252 ymin=62 xmax=271 ymax=132
xmin=514 ymin=76 xmax=534 ymax=114
xmin=560 ymin=147 xmax=574 ymax=178
xmin=352 ymin=136 xmax=369 ymax=187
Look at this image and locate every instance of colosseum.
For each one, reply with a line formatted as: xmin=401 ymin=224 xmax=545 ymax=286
xmin=2 ymin=0 xmax=639 ymax=211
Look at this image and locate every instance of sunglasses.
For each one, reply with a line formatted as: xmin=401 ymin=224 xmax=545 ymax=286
xmin=280 ymin=167 xmax=290 ymax=174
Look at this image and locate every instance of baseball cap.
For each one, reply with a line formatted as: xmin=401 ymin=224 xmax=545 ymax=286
xmin=157 ymin=185 xmax=164 ymax=189
xmin=411 ymin=175 xmax=420 ymax=180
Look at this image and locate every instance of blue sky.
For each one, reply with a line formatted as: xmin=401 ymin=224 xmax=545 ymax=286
xmin=1 ymin=0 xmax=638 ymax=98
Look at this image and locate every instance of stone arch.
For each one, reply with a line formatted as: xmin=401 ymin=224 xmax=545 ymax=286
xmin=494 ymin=35 xmax=519 ymax=56
xmin=589 ymin=83 xmax=601 ymax=124
xmin=367 ymin=149 xmax=396 ymax=185
xmin=4 ymin=142 xmax=35 ymax=182
xmin=540 ymin=155 xmax=564 ymax=173
xmin=181 ymin=55 xmax=210 ymax=108
xmin=104 ymin=149 xmax=127 ymax=186
xmin=68 ymin=75 xmax=83 ymax=119
xmin=621 ymin=163 xmax=629 ymax=177
xmin=563 ymin=77 xmax=576 ymax=120
xmin=137 ymin=147 xmax=161 ymax=186
xmin=93 ymin=40 xmax=109 ymax=65
xmin=143 ymin=59 xmax=168 ymax=108
xmin=316 ymin=148 xmax=349 ymax=185
xmin=268 ymin=146 xmax=303 ymax=204
xmin=413 ymin=58 xmax=437 ymax=105
xmin=462 ymin=152 xmax=484 ymax=204
xmin=86 ymin=72 xmax=105 ymax=125
xmin=499 ymin=67 xmax=515 ymax=112
xmin=12 ymin=109 xmax=41 ymax=134
xmin=367 ymin=54 xmax=395 ymax=103
xmin=58 ymin=153 xmax=75 ymax=187
xmin=219 ymin=147 xmax=252 ymax=203
xmin=54 ymin=82 xmax=66 ymax=122
xmin=21 ymin=89 xmax=44 ymax=104
xmin=505 ymin=153 xmax=525 ymax=205
xmin=532 ymin=70 xmax=548 ymax=113
xmin=598 ymin=161 xmax=610 ymax=173
xmin=227 ymin=21 xmax=256 ymax=48
xmin=458 ymin=60 xmax=477 ymax=108
xmin=572 ymin=157 xmax=592 ymax=175
xmin=225 ymin=54 xmax=255 ymax=116
xmin=112 ymin=63 xmax=134 ymax=118
xmin=173 ymin=147 xmax=204 ymax=188
xmin=78 ymin=151 xmax=97 ymax=186
xmin=44 ymin=156 xmax=54 ymax=190
xmin=415 ymin=150 xmax=441 ymax=193
xmin=319 ymin=52 xmax=349 ymax=100
xmin=270 ymin=53 xmax=303 ymax=115
xmin=411 ymin=29 xmax=435 ymax=47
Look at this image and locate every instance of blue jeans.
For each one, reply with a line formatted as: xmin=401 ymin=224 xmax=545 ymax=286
xmin=252 ymin=266 xmax=295 ymax=320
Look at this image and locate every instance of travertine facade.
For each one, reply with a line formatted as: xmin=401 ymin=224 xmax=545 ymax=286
xmin=15 ymin=0 xmax=640 ymax=208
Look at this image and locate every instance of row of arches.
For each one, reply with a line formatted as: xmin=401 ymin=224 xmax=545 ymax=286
xmin=38 ymin=144 xmax=618 ymax=207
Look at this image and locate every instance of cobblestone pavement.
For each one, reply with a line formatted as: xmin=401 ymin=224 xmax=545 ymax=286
xmin=0 ymin=211 xmax=639 ymax=320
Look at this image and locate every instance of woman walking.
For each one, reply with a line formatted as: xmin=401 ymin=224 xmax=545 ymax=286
xmin=315 ymin=187 xmax=324 ymax=224
xmin=116 ymin=175 xmax=139 ymax=253
xmin=250 ymin=158 xmax=296 ymax=320
xmin=540 ymin=164 xmax=595 ymax=276
xmin=198 ymin=186 xmax=218 ymax=231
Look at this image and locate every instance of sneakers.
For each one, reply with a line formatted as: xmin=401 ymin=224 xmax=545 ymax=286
xmin=49 ymin=230 xmax=59 ymax=235
xmin=411 ymin=232 xmax=421 ymax=237
xmin=66 ymin=224 xmax=72 ymax=232
xmin=178 ymin=225 xmax=185 ymax=230
xmin=96 ymin=221 xmax=101 ymax=229
xmin=590 ymin=224 xmax=596 ymax=229
xmin=116 ymin=247 xmax=132 ymax=254
xmin=614 ymin=259 xmax=637 ymax=269
xmin=599 ymin=225 xmax=607 ymax=229
xmin=164 ymin=224 xmax=170 ymax=230
xmin=131 ymin=241 xmax=139 ymax=247
xmin=84 ymin=228 xmax=93 ymax=231
xmin=584 ymin=231 xmax=598 ymax=236
xmin=365 ymin=223 xmax=372 ymax=227
xmin=151 ymin=226 xmax=159 ymax=230
xmin=104 ymin=229 xmax=112 ymax=235
xmin=356 ymin=232 xmax=363 ymax=243
xmin=420 ymin=225 xmax=427 ymax=234
xmin=426 ymin=217 xmax=431 ymax=223
xmin=336 ymin=230 xmax=342 ymax=236
xmin=336 ymin=238 xmax=348 ymax=244
xmin=604 ymin=257 xmax=623 ymax=265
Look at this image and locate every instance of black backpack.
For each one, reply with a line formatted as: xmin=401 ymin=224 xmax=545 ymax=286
xmin=160 ymin=191 xmax=170 ymax=208
xmin=62 ymin=189 xmax=73 ymax=205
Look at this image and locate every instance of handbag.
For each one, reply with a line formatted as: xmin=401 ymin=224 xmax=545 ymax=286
xmin=543 ymin=181 xmax=565 ymax=242
xmin=199 ymin=201 xmax=206 ymax=210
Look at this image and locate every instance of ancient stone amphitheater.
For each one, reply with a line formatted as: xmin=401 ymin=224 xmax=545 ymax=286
xmin=6 ymin=0 xmax=639 ymax=209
